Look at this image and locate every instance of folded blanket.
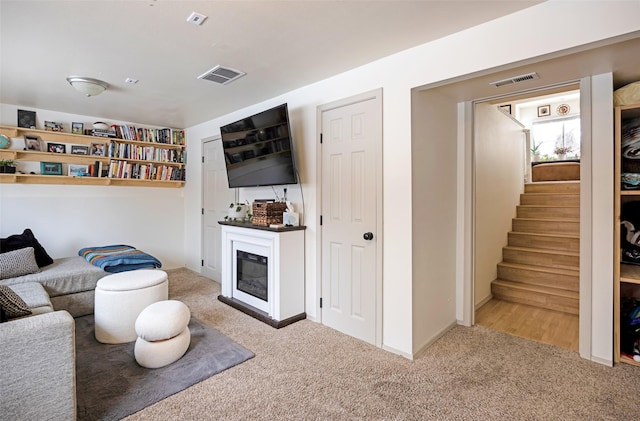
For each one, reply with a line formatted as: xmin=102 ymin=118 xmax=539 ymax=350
xmin=78 ymin=245 xmax=162 ymax=273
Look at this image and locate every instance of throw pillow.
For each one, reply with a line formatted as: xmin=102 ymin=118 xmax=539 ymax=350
xmin=0 ymin=228 xmax=54 ymax=267
xmin=0 ymin=285 xmax=32 ymax=320
xmin=0 ymin=247 xmax=40 ymax=280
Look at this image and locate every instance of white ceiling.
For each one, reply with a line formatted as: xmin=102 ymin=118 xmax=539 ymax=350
xmin=0 ymin=0 xmax=543 ymax=129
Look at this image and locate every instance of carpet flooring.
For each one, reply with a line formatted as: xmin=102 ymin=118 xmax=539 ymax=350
xmin=75 ymin=314 xmax=253 ymax=421
xmin=121 ymin=268 xmax=640 ymax=420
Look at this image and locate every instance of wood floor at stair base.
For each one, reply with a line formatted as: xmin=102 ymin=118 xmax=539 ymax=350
xmin=491 ymin=282 xmax=579 ymax=315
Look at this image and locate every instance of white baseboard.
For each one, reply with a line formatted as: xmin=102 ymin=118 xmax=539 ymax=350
xmin=589 ymin=354 xmax=613 ymax=367
xmin=382 ymin=344 xmax=413 ymax=360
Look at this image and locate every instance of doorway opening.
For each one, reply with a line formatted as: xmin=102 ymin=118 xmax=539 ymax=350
xmin=474 ymin=86 xmax=581 ymax=352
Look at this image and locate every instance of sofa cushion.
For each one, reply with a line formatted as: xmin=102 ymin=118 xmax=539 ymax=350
xmin=0 ymin=247 xmax=40 ymax=280
xmin=9 ymin=282 xmax=53 ymax=315
xmin=0 ymin=285 xmax=32 ymax=321
xmin=0 ymin=256 xmax=107 ymax=298
xmin=0 ymin=229 xmax=54 ymax=268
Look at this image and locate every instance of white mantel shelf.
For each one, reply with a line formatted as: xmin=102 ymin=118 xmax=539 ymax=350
xmin=218 ymin=222 xmax=306 ymax=328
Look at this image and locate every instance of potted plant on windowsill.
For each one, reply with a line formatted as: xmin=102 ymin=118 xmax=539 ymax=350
xmin=0 ymin=159 xmax=16 ymax=174
xmin=554 ymin=146 xmax=572 ymax=160
xmin=531 ymin=141 xmax=543 ymax=162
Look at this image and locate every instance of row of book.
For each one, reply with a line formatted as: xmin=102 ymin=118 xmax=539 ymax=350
xmin=111 ymin=125 xmax=185 ymax=145
xmin=107 ymin=161 xmax=185 ymax=181
xmin=108 ymin=142 xmax=185 ymax=163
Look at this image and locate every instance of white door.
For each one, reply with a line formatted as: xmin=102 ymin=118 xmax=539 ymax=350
xmin=202 ymin=138 xmax=235 ymax=281
xmin=320 ymin=90 xmax=382 ymax=345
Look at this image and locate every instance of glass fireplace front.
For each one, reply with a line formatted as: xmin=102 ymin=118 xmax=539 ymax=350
xmin=236 ymin=250 xmax=268 ymax=301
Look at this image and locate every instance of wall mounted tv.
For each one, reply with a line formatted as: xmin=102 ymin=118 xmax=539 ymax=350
xmin=220 ymin=103 xmax=298 ymax=188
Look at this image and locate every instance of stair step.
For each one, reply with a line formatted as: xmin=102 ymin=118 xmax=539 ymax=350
xmin=519 ymin=193 xmax=580 ymax=206
xmin=508 ymin=232 xmax=579 ymax=252
xmin=491 ymin=279 xmax=579 ymax=315
xmin=503 ymin=246 xmax=579 ymax=269
xmin=524 ymin=182 xmax=580 ymax=194
xmin=497 ymin=262 xmax=579 ymax=291
xmin=517 ymin=205 xmax=579 ymax=219
xmin=512 ymin=218 xmax=579 ymax=235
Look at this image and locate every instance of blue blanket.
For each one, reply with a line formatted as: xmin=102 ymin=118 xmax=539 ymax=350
xmin=78 ymin=245 xmax=162 ymax=273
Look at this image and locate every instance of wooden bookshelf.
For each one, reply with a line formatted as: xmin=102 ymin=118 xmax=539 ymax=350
xmin=0 ymin=124 xmax=185 ymax=187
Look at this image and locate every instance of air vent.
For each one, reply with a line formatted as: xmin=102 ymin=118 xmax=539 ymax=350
xmin=197 ymin=65 xmax=246 ymax=85
xmin=489 ymin=72 xmax=539 ymax=88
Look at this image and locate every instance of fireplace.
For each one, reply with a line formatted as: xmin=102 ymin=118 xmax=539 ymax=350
xmin=236 ymin=250 xmax=268 ymax=301
xmin=218 ymin=222 xmax=306 ymax=328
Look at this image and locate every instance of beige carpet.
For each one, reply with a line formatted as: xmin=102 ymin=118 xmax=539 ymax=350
xmin=124 ymin=268 xmax=640 ymax=420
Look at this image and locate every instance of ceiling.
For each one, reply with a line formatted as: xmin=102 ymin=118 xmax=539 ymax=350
xmin=0 ymin=0 xmax=543 ymax=129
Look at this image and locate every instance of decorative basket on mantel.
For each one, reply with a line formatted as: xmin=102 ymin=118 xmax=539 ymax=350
xmin=252 ymin=201 xmax=287 ymax=226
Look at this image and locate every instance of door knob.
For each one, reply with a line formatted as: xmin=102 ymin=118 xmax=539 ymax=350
xmin=363 ymin=232 xmax=374 ymax=241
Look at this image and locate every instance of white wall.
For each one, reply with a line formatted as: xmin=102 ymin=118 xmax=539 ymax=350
xmin=0 ymin=104 xmax=185 ymax=268
xmin=474 ymin=104 xmax=526 ymax=306
xmin=410 ymin=88 xmax=458 ymax=354
xmin=182 ymin=1 xmax=640 ymax=357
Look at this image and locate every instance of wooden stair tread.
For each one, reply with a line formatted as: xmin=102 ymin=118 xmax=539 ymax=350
xmin=510 ymin=231 xmax=579 ymax=239
xmin=514 ymin=217 xmax=579 ymax=222
xmin=497 ymin=261 xmax=578 ymax=276
xmin=492 ymin=279 xmax=579 ymax=299
xmin=503 ymin=245 xmax=579 ymax=258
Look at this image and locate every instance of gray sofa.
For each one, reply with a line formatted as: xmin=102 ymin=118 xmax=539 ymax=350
xmin=0 ymin=256 xmax=107 ymax=420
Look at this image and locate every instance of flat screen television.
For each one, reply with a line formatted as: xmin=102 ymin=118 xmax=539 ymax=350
xmin=220 ymin=103 xmax=298 ymax=188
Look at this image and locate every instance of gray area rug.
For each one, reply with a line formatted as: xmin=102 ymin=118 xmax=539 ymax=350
xmin=75 ymin=314 xmax=254 ymax=421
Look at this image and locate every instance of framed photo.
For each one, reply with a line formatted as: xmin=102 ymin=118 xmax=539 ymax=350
xmin=40 ymin=162 xmax=63 ymax=175
xmin=47 ymin=142 xmax=66 ymax=154
xmin=499 ymin=104 xmax=512 ymax=115
xmin=537 ymin=105 xmax=551 ymax=117
xmin=24 ymin=135 xmax=42 ymax=151
xmin=70 ymin=145 xmax=89 ymax=155
xmin=71 ymin=122 xmax=84 ymax=135
xmin=44 ymin=121 xmax=64 ymax=132
xmin=90 ymin=142 xmax=105 ymax=156
xmin=17 ymin=109 xmax=36 ymax=129
xmin=69 ymin=164 xmax=89 ymax=177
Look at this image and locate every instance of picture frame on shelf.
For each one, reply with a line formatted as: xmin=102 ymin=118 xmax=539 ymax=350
xmin=69 ymin=164 xmax=89 ymax=177
xmin=90 ymin=142 xmax=105 ymax=156
xmin=44 ymin=121 xmax=64 ymax=132
xmin=71 ymin=122 xmax=84 ymax=135
xmin=40 ymin=162 xmax=63 ymax=175
xmin=537 ymin=105 xmax=551 ymax=117
xmin=24 ymin=135 xmax=42 ymax=151
xmin=70 ymin=145 xmax=89 ymax=155
xmin=47 ymin=142 xmax=66 ymax=154
xmin=17 ymin=109 xmax=36 ymax=129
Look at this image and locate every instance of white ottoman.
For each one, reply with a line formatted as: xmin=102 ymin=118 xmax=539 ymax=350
xmin=94 ymin=269 xmax=168 ymax=344
xmin=134 ymin=300 xmax=191 ymax=369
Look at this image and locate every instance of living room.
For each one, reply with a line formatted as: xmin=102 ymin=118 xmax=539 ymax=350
xmin=2 ymin=1 xmax=640 ymax=419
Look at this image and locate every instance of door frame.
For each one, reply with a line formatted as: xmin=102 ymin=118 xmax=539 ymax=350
xmin=461 ymin=79 xmax=596 ymax=360
xmin=201 ymin=134 xmax=233 ymax=281
xmin=316 ymin=88 xmax=384 ymax=347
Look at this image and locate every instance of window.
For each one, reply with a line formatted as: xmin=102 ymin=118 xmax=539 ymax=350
xmin=531 ymin=116 xmax=580 ymax=161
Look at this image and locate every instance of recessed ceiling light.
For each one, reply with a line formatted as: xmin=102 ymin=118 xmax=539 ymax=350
xmin=187 ymin=12 xmax=207 ymax=26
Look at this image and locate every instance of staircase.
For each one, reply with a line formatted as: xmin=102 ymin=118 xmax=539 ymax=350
xmin=491 ymin=181 xmax=579 ymax=315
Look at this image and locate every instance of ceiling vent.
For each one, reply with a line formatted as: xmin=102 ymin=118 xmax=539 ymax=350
xmin=489 ymin=72 xmax=539 ymax=88
xmin=197 ymin=65 xmax=246 ymax=85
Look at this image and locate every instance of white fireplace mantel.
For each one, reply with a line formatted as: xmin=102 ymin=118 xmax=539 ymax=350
xmin=218 ymin=222 xmax=306 ymax=327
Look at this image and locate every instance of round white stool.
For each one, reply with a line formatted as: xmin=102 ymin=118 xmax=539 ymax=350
xmin=94 ymin=269 xmax=168 ymax=344
xmin=134 ymin=300 xmax=191 ymax=369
